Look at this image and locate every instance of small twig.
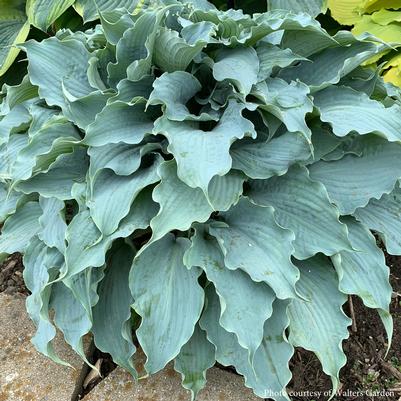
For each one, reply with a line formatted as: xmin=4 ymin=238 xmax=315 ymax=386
xmin=83 ymin=358 xmax=103 ymax=389
xmin=380 ymin=360 xmax=401 ymax=381
xmin=349 ymin=295 xmax=358 ymax=333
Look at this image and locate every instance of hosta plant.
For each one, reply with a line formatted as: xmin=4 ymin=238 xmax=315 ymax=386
xmin=0 ymin=0 xmax=170 ymax=78
xmin=1 ymin=0 xmax=401 ymax=400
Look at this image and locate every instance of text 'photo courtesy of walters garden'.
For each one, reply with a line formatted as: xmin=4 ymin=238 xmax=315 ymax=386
xmin=2 ymin=0 xmax=401 ymax=400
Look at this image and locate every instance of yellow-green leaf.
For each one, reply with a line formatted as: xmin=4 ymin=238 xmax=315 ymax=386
xmin=327 ymin=0 xmax=363 ymax=25
xmin=353 ymin=16 xmax=401 ymax=43
xmin=363 ymin=0 xmax=401 ymax=14
xmin=26 ymin=0 xmax=75 ymax=31
xmin=0 ymin=4 xmax=29 ymax=77
xmin=371 ymin=9 xmax=401 ymax=25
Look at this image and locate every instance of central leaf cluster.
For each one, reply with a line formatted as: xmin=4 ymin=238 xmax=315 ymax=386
xmin=0 ymin=1 xmax=400 ymax=400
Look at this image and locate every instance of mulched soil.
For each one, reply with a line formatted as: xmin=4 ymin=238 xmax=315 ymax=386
xmin=2 ymin=252 xmax=401 ymax=401
xmin=0 ymin=253 xmax=28 ymax=295
xmin=289 ymin=253 xmax=401 ymax=401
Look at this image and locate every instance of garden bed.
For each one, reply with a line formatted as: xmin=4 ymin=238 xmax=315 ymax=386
xmin=291 ymin=252 xmax=401 ymax=400
xmin=2 ymin=254 xmax=401 ymax=401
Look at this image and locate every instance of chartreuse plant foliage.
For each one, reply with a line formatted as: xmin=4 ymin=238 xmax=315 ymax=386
xmin=0 ymin=0 xmax=159 ymax=77
xmin=327 ymin=0 xmax=401 ymax=86
xmin=1 ymin=0 xmax=401 ymax=399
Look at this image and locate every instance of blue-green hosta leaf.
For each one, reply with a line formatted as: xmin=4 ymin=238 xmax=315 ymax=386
xmin=248 ymin=164 xmax=352 ymax=260
xmin=61 ymin=269 xmax=104 ymax=370
xmin=23 ymin=37 xmax=93 ymax=109
xmin=280 ymin=29 xmax=336 ymax=59
xmin=256 ymin=42 xmax=307 ymax=82
xmin=148 ymin=71 xmax=215 ymax=121
xmin=338 ymin=66 xmax=381 ymax=98
xmin=149 ymin=160 xmax=213 ymax=245
xmin=63 ymin=264 xmax=105 ymax=327
xmin=209 ymin=198 xmax=299 ymax=300
xmin=130 ymin=235 xmax=204 ymax=374
xmin=207 ymin=171 xmax=245 ymax=211
xmin=87 ymin=49 xmax=112 ymax=92
xmin=354 ymin=184 xmax=401 ymax=255
xmin=174 ymin=324 xmax=215 ymax=401
xmin=89 ymin=155 xmax=161 ymax=237
xmin=88 ymin=141 xmax=160 ymax=182
xmin=308 ymin=135 xmax=401 ymax=214
xmin=279 ymin=39 xmax=386 ymax=92
xmin=51 ymin=280 xmax=96 ymax=368
xmin=180 ymin=19 xmax=216 ymax=43
xmin=26 ymin=0 xmax=76 ymax=31
xmin=26 ymin=133 xmax=84 ymax=175
xmin=189 ymin=9 xmax=252 ymax=44
xmin=11 ymin=117 xmax=80 ymax=182
xmin=70 ymin=181 xmax=87 ymax=212
xmin=185 ymin=224 xmax=275 ymax=359
xmin=254 ymin=10 xmax=335 ymax=56
xmin=0 ymin=133 xmax=29 ymax=180
xmin=24 ymin=237 xmax=67 ymax=365
xmin=64 ymin=210 xmax=101 ymax=278
xmin=98 ymin=9 xmax=134 ymax=46
xmin=183 ymin=0 xmax=216 ymax=11
xmin=154 ymin=23 xmax=215 ymax=73
xmin=0 ymin=6 xmax=30 ymax=77
xmin=213 ymin=47 xmax=259 ymax=96
xmin=199 ymin=81 xmax=235 ymax=114
xmin=114 ymin=76 xmax=154 ymax=103
xmin=200 ymin=285 xmax=293 ymax=401
xmin=99 ymin=8 xmax=134 ymax=46
xmin=74 ymin=0 xmax=138 ymax=22
xmin=92 ymin=243 xmax=137 ymax=377
xmin=332 ymin=217 xmax=393 ymax=346
xmin=0 ymin=201 xmax=42 ymax=254
xmin=268 ymin=0 xmax=327 ymax=18
xmin=108 ymin=11 xmax=159 ymax=84
xmin=154 ymin=99 xmax=256 ymax=192
xmin=84 ymin=100 xmax=154 ymax=146
xmin=0 ymin=104 xmax=31 ymax=145
xmin=320 ymin=136 xmax=363 ymax=162
xmin=0 ymin=183 xmax=26 ymax=223
xmin=314 ymin=86 xmax=401 ymax=142
xmin=0 ymin=75 xmax=38 ymax=116
xmin=231 ymin=131 xmax=311 ymax=179
xmin=63 ymin=188 xmax=157 ymax=279
xmin=63 ymin=90 xmax=112 ymax=130
xmin=252 ymin=78 xmax=313 ymax=141
xmin=288 ymin=255 xmax=351 ymax=394
xmin=27 ymin=104 xmax=59 ymax=136
xmin=307 ymin=122 xmax=343 ymax=163
xmin=16 ymin=147 xmax=89 ymax=200
xmin=126 ymin=11 xmax=163 ymax=82
xmin=38 ymin=197 xmax=67 ymax=253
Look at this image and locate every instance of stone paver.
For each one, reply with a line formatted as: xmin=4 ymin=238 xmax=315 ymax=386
xmin=83 ymin=351 xmax=260 ymax=401
xmin=1 ymin=292 xmax=260 ymax=401
xmin=0 ymin=293 xmax=87 ymax=401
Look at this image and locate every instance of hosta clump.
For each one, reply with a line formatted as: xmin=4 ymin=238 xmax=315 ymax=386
xmin=1 ymin=0 xmax=401 ymax=399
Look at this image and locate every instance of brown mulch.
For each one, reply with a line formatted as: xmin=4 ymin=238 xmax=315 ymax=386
xmin=0 ymin=253 xmax=28 ymax=295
